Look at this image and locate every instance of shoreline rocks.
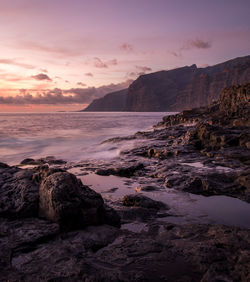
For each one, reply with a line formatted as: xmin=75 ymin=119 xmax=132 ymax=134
xmin=1 ymin=83 xmax=250 ymax=280
xmin=0 ymin=164 xmax=120 ymax=230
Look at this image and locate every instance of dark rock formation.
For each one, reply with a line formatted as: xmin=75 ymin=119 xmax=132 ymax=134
xmin=0 ymin=164 xmax=120 ymax=230
xmin=122 ymin=194 xmax=168 ymax=210
xmin=20 ymin=156 xmax=66 ymax=165
xmin=193 ymin=83 xmax=250 ymax=149
xmin=39 ymin=171 xmax=111 ymax=230
xmin=83 ymin=89 xmax=128 ymax=111
xmin=148 ymin=83 xmax=250 ymax=201
xmin=96 ymin=162 xmax=144 ymax=177
xmin=2 ymin=219 xmax=249 ymax=281
xmin=125 ymin=55 xmax=250 ymax=111
xmin=0 ymin=165 xmax=39 ymax=218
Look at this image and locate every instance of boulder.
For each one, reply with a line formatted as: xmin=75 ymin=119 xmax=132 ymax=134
xmin=0 ymin=164 xmax=120 ymax=229
xmin=39 ymin=170 xmax=120 ymax=230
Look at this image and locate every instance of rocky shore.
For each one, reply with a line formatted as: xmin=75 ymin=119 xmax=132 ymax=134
xmin=0 ymin=84 xmax=250 ymax=281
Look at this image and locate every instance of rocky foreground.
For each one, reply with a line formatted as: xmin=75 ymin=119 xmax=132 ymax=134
xmin=0 ymin=84 xmax=250 ymax=281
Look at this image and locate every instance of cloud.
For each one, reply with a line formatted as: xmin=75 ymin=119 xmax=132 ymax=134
xmin=31 ymin=73 xmax=52 ymax=81
xmin=135 ymin=65 xmax=152 ymax=72
xmin=91 ymin=57 xmax=118 ymax=68
xmin=181 ymin=38 xmax=212 ymax=51
xmin=187 ymin=39 xmax=212 ymax=49
xmin=85 ymin=72 xmax=93 ymax=77
xmin=107 ymin=59 xmax=118 ymax=66
xmin=93 ymin=57 xmax=107 ymax=68
xmin=169 ymin=51 xmax=182 ymax=58
xmin=120 ymin=43 xmax=133 ymax=52
xmin=126 ymin=65 xmax=152 ymax=79
xmin=127 ymin=72 xmax=147 ymax=79
xmin=0 ymin=80 xmax=133 ymax=105
xmin=170 ymin=38 xmax=212 ymax=58
xmin=0 ymin=59 xmax=35 ymax=69
xmin=77 ymin=82 xmax=86 ymax=87
xmin=0 ymin=73 xmax=30 ymax=82
xmin=18 ymin=41 xmax=83 ymax=57
xmin=199 ymin=63 xmax=209 ymax=68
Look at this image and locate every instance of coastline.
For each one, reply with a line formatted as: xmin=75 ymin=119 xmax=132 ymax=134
xmin=0 ymin=84 xmax=249 ymax=281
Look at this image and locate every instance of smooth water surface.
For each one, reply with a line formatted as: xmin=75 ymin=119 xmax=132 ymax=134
xmin=0 ymin=112 xmax=168 ymax=165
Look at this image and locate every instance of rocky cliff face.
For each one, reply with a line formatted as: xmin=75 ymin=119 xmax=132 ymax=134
xmin=83 ymin=89 xmax=127 ymax=111
xmin=125 ymin=55 xmax=250 ymax=111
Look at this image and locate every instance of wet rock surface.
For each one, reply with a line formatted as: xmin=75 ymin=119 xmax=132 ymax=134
xmin=1 ymin=213 xmax=249 ymax=281
xmin=96 ymin=162 xmax=144 ymax=177
xmin=20 ymin=156 xmax=67 ymax=166
xmin=120 ymin=83 xmax=250 ymax=202
xmin=122 ymin=194 xmax=168 ymax=210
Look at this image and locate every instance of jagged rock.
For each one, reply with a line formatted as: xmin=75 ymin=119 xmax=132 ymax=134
xmin=20 ymin=156 xmax=66 ymax=166
xmin=135 ymin=185 xmax=158 ymax=192
xmin=20 ymin=158 xmax=36 ymax=165
xmin=96 ymin=163 xmax=144 ymax=177
xmin=0 ymin=166 xmax=39 ymax=218
xmin=122 ymin=194 xmax=168 ymax=210
xmin=83 ymin=89 xmax=128 ymax=111
xmin=125 ymin=56 xmax=250 ymax=112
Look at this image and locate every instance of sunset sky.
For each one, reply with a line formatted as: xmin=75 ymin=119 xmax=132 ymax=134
xmin=0 ymin=0 xmax=249 ymax=112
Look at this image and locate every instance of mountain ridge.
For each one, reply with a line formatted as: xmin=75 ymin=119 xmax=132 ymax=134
xmin=82 ymin=89 xmax=127 ymax=112
xmin=82 ymin=55 xmax=250 ymax=112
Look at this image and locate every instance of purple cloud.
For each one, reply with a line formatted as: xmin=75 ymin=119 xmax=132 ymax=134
xmin=92 ymin=57 xmax=118 ymax=68
xmin=93 ymin=57 xmax=108 ymax=68
xmin=0 ymin=58 xmax=35 ymax=69
xmin=135 ymin=65 xmax=152 ymax=72
xmin=77 ymin=82 xmax=86 ymax=86
xmin=31 ymin=73 xmax=52 ymax=81
xmin=0 ymin=80 xmax=133 ymax=105
xmin=85 ymin=72 xmax=93 ymax=77
xmin=188 ymin=39 xmax=212 ymax=49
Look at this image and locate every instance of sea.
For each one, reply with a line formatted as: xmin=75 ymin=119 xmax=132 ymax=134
xmin=0 ymin=112 xmax=167 ymax=165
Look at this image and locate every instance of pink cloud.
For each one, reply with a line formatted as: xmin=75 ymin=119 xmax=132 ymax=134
xmin=120 ymin=43 xmax=133 ymax=52
xmin=77 ymin=82 xmax=86 ymax=86
xmin=135 ymin=65 xmax=152 ymax=72
xmin=93 ymin=57 xmax=108 ymax=68
xmin=18 ymin=41 xmax=83 ymax=57
xmin=0 ymin=80 xmax=133 ymax=105
xmin=85 ymin=72 xmax=93 ymax=77
xmin=92 ymin=57 xmax=118 ymax=68
xmin=0 ymin=73 xmax=30 ymax=82
xmin=31 ymin=73 xmax=52 ymax=81
xmin=0 ymin=58 xmax=35 ymax=69
xmin=199 ymin=64 xmax=209 ymax=68
xmin=187 ymin=39 xmax=212 ymax=49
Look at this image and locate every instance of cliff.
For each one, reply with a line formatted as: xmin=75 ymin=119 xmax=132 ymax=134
xmin=124 ymin=55 xmax=250 ymax=111
xmin=83 ymin=89 xmax=127 ymax=111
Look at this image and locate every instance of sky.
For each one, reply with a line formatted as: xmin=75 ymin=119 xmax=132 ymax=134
xmin=0 ymin=0 xmax=249 ymax=112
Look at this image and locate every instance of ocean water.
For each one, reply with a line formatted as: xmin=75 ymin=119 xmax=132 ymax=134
xmin=0 ymin=112 xmax=168 ymax=165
